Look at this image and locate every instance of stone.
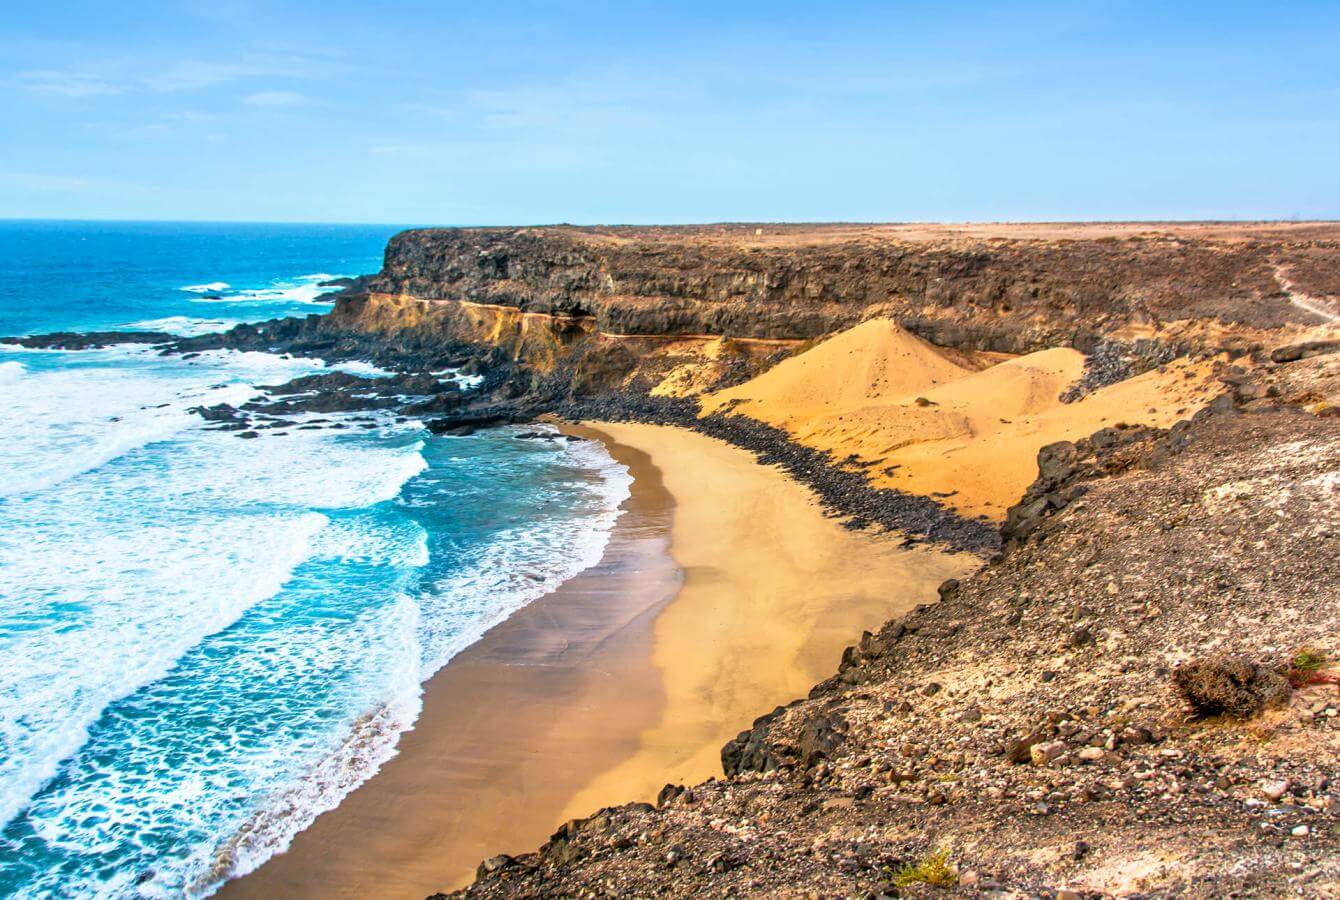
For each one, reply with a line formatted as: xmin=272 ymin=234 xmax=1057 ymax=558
xmin=798 ymin=712 xmax=847 ymax=767
xmin=1030 ymin=741 xmax=1067 ymax=766
xmin=1120 ymin=725 xmax=1153 ymax=746
xmin=1270 ymin=339 xmax=1340 ymax=363
xmin=1261 ymin=780 xmax=1290 ymax=801
xmin=477 ymin=854 xmax=514 ymax=877
xmin=1006 ymin=729 xmax=1049 ymax=764
xmin=656 ymin=784 xmax=684 ymax=807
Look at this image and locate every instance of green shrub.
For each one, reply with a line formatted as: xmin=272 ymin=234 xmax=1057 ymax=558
xmin=893 ymin=847 xmax=957 ymax=888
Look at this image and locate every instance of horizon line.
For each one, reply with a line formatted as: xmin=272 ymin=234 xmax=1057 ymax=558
xmin=2 ymin=216 xmax=1339 ymax=229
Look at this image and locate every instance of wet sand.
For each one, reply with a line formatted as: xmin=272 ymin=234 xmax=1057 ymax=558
xmin=226 ymin=423 xmax=976 ymax=897
xmin=223 ymin=425 xmax=680 ymax=898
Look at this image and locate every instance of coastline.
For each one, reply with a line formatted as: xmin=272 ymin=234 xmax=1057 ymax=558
xmin=555 ymin=424 xmax=977 ymax=819
xmin=223 ymin=424 xmax=680 ymax=898
xmin=225 ymin=422 xmax=977 ymax=897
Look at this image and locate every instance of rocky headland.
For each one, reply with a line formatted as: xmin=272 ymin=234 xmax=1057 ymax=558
xmin=11 ymin=222 xmax=1337 ymax=547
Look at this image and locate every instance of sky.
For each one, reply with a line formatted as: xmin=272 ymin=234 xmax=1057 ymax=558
xmin=1 ymin=0 xmax=1337 ymax=224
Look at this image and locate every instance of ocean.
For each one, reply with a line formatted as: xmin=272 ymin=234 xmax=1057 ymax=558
xmin=0 ymin=221 xmax=631 ymax=897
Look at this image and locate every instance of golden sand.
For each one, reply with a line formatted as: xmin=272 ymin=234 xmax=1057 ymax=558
xmin=700 ymin=318 xmax=973 ymax=425
xmin=558 ymin=423 xmax=975 ymax=818
xmin=702 ymin=319 xmax=1223 ymax=519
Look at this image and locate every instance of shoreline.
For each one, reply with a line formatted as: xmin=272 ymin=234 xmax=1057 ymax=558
xmin=225 ymin=422 xmax=977 ymax=897
xmin=555 ymin=424 xmax=977 ymax=819
xmin=223 ymin=424 xmax=681 ymax=897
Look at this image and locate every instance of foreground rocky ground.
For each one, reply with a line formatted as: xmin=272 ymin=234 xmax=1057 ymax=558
xmin=444 ymin=349 xmax=1340 ymax=898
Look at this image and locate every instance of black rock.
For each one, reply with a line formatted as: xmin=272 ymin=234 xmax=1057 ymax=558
xmin=2 ymin=330 xmax=176 ymax=350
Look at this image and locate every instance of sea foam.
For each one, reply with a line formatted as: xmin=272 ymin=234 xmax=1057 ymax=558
xmin=0 ymin=347 xmax=426 ymax=831
xmin=187 ymin=274 xmax=344 ymax=307
xmin=124 ymin=315 xmax=245 ymax=336
xmin=0 ymin=350 xmax=631 ymax=898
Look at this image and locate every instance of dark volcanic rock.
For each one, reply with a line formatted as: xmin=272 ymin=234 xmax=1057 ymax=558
xmin=448 ymin=361 xmax=1340 ymax=900
xmin=1001 ymin=423 xmax=1169 ymax=547
xmin=189 ymin=402 xmax=245 ymax=423
xmin=370 ymin=223 xmax=1337 ymax=352
xmin=2 ymin=330 xmax=176 ymax=350
xmin=313 ymin=273 xmax=375 ymax=303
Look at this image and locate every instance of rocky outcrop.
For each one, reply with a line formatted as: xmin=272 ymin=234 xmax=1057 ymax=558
xmin=3 ymin=330 xmax=175 ymax=350
xmin=1000 ymin=423 xmax=1169 ymax=548
xmin=263 ymin=223 xmax=1338 ymax=411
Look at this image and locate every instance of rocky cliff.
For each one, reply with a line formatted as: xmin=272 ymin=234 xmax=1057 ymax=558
xmin=363 ymin=222 xmax=1339 ymax=359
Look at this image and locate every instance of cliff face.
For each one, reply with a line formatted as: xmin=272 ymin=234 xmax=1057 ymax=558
xmin=366 ymin=223 xmax=1340 ymax=356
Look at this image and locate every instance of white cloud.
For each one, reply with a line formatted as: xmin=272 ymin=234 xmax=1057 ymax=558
xmin=17 ymin=69 xmax=122 ymax=97
xmin=11 ymin=48 xmax=348 ymax=98
xmin=144 ymin=52 xmax=344 ymax=92
xmin=244 ymin=90 xmax=305 ymax=107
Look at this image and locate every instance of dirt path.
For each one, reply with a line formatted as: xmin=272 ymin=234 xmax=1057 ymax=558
xmin=1275 ymin=263 xmax=1340 ymax=323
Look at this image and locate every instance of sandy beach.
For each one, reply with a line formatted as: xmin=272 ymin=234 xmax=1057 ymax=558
xmin=226 ymin=423 xmax=975 ymax=897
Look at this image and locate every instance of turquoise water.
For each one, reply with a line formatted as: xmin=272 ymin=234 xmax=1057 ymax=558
xmin=0 ymin=222 xmax=630 ymax=897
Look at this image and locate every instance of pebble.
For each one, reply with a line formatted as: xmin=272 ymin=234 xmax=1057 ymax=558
xmin=1261 ymin=780 xmax=1290 ymax=801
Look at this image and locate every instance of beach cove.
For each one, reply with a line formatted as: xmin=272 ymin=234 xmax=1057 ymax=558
xmin=228 ymin=422 xmax=976 ymax=896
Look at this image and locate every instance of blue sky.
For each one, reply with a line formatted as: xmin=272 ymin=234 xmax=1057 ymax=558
xmin=1 ymin=1 xmax=1337 ymax=223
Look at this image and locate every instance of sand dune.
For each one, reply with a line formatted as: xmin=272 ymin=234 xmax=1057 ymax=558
xmin=702 ymin=319 xmax=1222 ymax=520
xmin=699 ymin=318 xmax=973 ymax=426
